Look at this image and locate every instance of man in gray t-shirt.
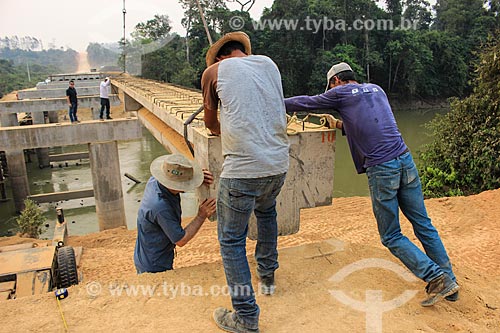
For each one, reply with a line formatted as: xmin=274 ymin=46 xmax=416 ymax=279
xmin=202 ymin=31 xmax=289 ymax=333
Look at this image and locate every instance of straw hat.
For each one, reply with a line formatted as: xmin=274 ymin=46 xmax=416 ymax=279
xmin=150 ymin=154 xmax=204 ymax=192
xmin=205 ymin=31 xmax=252 ymax=67
xmin=325 ymin=62 xmax=353 ymax=91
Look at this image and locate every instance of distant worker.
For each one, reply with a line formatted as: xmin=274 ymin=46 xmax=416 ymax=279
xmin=66 ymin=80 xmax=79 ymax=123
xmin=134 ymin=154 xmax=217 ymax=274
xmin=202 ymin=32 xmax=289 ymax=332
xmin=99 ymin=76 xmax=112 ymax=120
xmin=284 ymin=62 xmax=459 ymax=307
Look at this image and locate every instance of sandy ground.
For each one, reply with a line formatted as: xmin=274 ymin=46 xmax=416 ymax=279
xmin=1 ymin=190 xmax=499 ymax=332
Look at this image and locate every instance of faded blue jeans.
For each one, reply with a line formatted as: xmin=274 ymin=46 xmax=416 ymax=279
xmin=68 ymin=102 xmax=78 ymax=122
xmin=217 ymin=173 xmax=286 ymax=329
xmin=366 ymin=151 xmax=456 ymax=283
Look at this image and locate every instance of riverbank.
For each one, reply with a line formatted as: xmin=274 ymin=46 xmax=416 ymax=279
xmin=1 ymin=189 xmax=499 ymax=331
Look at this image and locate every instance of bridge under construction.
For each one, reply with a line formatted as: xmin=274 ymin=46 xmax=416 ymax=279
xmin=0 ymin=73 xmax=337 ymax=238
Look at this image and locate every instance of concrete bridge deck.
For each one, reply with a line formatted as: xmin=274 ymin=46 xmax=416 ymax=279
xmin=0 ymin=95 xmax=120 ymax=114
xmin=0 ymin=118 xmax=141 ymax=150
xmin=111 ymin=76 xmax=337 ymax=238
xmin=17 ymin=86 xmax=100 ymax=99
xmin=36 ymin=81 xmax=101 ymax=90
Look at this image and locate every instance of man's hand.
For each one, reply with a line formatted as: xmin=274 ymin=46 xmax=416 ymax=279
xmin=197 ymin=198 xmax=216 ymax=219
xmin=202 ymin=169 xmax=214 ymax=186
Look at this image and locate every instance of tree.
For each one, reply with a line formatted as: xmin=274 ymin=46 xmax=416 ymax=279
xmin=419 ymin=36 xmax=500 ymax=197
xmin=16 ymin=199 xmax=46 ymax=238
xmin=132 ymin=14 xmax=172 ymax=42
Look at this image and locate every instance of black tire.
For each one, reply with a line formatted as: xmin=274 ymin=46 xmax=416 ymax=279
xmin=57 ymin=246 xmax=79 ymax=288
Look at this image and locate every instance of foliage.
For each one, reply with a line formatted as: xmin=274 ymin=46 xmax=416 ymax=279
xmin=419 ymin=36 xmax=500 ymax=197
xmin=0 ymin=47 xmax=78 ymax=73
xmin=0 ymin=59 xmax=60 ymax=98
xmin=132 ymin=14 xmax=172 ymax=42
xmin=16 ymin=199 xmax=46 ymax=238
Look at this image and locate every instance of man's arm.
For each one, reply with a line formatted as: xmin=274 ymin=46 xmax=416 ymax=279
xmin=201 ymin=65 xmax=221 ymax=135
xmin=284 ymin=92 xmax=339 ymax=113
xmin=204 ymin=108 xmax=220 ymax=135
xmin=176 ymin=198 xmax=216 ymax=247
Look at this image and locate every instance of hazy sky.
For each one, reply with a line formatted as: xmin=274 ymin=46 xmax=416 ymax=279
xmin=0 ymin=0 xmax=274 ymax=51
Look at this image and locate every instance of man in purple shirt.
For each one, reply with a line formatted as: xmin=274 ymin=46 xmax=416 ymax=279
xmin=284 ymin=62 xmax=459 ymax=307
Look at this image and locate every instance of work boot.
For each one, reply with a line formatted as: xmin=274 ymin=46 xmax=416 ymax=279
xmin=213 ymin=307 xmax=259 ymax=333
xmin=258 ymin=273 xmax=275 ymax=295
xmin=445 ymin=290 xmax=459 ymax=302
xmin=421 ymin=274 xmax=459 ymax=307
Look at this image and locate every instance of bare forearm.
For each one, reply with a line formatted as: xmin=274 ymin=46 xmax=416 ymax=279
xmin=177 ymin=214 xmax=206 ymax=247
xmin=207 ymin=121 xmax=220 ymax=135
xmin=204 ymin=108 xmax=221 ymax=135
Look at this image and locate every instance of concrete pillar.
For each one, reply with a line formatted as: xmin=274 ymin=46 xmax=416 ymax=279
xmin=88 ymin=141 xmax=127 ymax=230
xmin=5 ymin=150 xmax=29 ymax=212
xmin=31 ymin=112 xmax=45 ymax=124
xmin=1 ymin=113 xmax=29 ymax=212
xmin=31 ymin=112 xmax=50 ymax=168
xmin=47 ymin=111 xmax=59 ymax=123
xmin=1 ymin=113 xmax=18 ymax=127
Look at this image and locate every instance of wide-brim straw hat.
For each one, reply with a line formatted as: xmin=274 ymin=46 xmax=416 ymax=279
xmin=205 ymin=31 xmax=252 ymax=67
xmin=150 ymin=154 xmax=204 ymax=192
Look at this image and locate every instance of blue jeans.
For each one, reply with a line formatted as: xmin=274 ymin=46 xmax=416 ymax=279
xmin=366 ymin=152 xmax=456 ymax=283
xmin=68 ymin=102 xmax=78 ymax=122
xmin=217 ymin=173 xmax=286 ymax=329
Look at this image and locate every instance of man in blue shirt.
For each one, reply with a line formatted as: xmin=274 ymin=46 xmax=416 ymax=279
xmin=284 ymin=62 xmax=459 ymax=307
xmin=134 ymin=154 xmax=216 ymax=273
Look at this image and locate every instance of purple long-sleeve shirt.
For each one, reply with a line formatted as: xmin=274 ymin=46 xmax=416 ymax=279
xmin=284 ymin=83 xmax=408 ymax=174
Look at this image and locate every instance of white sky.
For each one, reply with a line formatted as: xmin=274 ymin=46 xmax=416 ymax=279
xmin=0 ymin=0 xmax=274 ymax=52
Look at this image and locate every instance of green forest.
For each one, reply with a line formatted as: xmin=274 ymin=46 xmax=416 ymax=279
xmin=1 ymin=0 xmax=499 ymax=197
xmin=0 ymin=47 xmax=78 ymax=98
xmin=108 ymin=0 xmax=499 ymax=100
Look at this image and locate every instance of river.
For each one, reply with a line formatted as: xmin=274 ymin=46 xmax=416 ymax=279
xmin=0 ymin=109 xmax=445 ymax=237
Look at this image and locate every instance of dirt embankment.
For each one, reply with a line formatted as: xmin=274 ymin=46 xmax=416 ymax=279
xmin=1 ymin=190 xmax=499 ymax=332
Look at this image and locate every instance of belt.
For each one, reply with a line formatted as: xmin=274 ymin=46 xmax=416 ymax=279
xmin=399 ymin=148 xmax=410 ymax=156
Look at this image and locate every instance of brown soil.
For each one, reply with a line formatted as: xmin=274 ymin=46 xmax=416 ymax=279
xmin=0 ymin=190 xmax=499 ymax=332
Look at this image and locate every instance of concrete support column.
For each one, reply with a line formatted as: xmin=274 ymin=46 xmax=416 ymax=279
xmin=1 ymin=113 xmax=29 ymax=212
xmin=88 ymin=141 xmax=127 ymax=230
xmin=32 ymin=112 xmax=50 ymax=168
xmin=47 ymin=111 xmax=59 ymax=123
xmin=5 ymin=150 xmax=29 ymax=212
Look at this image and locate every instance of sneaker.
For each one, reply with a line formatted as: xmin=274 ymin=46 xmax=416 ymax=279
xmin=421 ymin=274 xmax=459 ymax=307
xmin=106 ymin=116 xmax=112 ymax=120
xmin=445 ymin=290 xmax=459 ymax=302
xmin=213 ymin=307 xmax=259 ymax=333
xmin=259 ymin=274 xmax=275 ymax=295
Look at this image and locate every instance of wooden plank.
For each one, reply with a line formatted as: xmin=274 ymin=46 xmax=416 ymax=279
xmin=33 ymin=270 xmax=51 ymax=295
xmin=0 ymin=281 xmax=15 ymax=292
xmin=0 ymin=247 xmax=55 ymax=276
xmin=74 ymin=246 xmax=83 ymax=268
xmin=0 ymin=243 xmax=35 ymax=253
xmin=15 ymin=272 xmax=36 ymax=297
xmin=29 ymin=189 xmax=94 ymax=204
xmin=0 ymin=290 xmax=11 ymax=300
xmin=49 ymin=152 xmax=89 ymax=162
xmin=52 ymin=221 xmax=68 ymax=247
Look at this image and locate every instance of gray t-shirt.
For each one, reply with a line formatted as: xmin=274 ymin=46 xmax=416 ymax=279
xmin=202 ymin=55 xmax=289 ymax=178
